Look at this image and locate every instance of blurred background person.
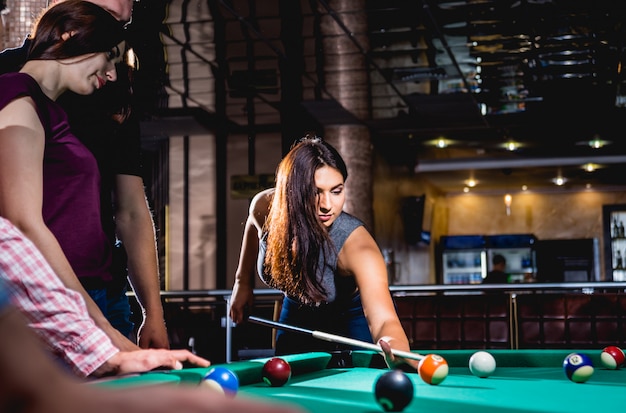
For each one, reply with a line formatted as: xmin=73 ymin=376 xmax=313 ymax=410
xmin=484 ymin=254 xmax=508 ymax=284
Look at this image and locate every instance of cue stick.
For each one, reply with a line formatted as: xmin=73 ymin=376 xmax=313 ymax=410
xmin=248 ymin=316 xmax=424 ymax=361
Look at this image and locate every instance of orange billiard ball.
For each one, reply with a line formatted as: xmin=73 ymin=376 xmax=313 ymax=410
xmin=418 ymin=354 xmax=448 ymax=385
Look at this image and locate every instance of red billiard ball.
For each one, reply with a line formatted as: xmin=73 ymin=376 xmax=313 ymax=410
xmin=202 ymin=366 xmax=239 ymax=396
xmin=262 ymin=357 xmax=292 ymax=387
xmin=563 ymin=352 xmax=594 ymax=383
xmin=600 ymin=346 xmax=625 ymax=370
xmin=417 ymin=354 xmax=448 ymax=385
xmin=374 ymin=369 xmax=414 ymax=412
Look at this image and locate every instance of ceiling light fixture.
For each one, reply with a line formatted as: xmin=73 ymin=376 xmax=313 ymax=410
xmin=424 ymin=137 xmax=455 ymax=148
xmin=576 ymin=134 xmax=611 ymax=149
xmin=552 ymin=176 xmax=566 ymax=186
xmin=502 ymin=140 xmax=520 ymax=151
xmin=583 ymin=163 xmax=599 ymax=172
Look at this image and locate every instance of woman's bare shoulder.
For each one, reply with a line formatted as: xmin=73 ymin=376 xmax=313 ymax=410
xmin=249 ymin=188 xmax=274 ymax=226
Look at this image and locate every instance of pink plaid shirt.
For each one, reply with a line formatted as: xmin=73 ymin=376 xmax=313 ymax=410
xmin=0 ymin=217 xmax=118 ymax=377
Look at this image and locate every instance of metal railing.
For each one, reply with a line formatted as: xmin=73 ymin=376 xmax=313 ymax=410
xmin=130 ymin=282 xmax=626 ymax=362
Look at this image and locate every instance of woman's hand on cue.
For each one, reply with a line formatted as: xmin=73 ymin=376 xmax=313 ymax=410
xmin=379 ymin=339 xmax=420 ymax=372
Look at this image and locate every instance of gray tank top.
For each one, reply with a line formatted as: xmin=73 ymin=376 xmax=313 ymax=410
xmin=257 ymin=211 xmax=364 ymax=303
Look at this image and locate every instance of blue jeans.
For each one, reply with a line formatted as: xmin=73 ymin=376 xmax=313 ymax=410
xmin=87 ymin=287 xmax=134 ymax=339
xmin=275 ymin=292 xmax=372 ymax=356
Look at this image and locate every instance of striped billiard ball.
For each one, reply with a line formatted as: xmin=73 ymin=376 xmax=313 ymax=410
xmin=202 ymin=366 xmax=239 ymax=396
xmin=563 ymin=352 xmax=594 ymax=383
xmin=600 ymin=346 xmax=625 ymax=370
xmin=417 ymin=354 xmax=448 ymax=385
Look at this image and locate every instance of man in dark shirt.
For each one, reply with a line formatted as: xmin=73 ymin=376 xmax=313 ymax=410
xmin=484 ymin=254 xmax=509 ymax=284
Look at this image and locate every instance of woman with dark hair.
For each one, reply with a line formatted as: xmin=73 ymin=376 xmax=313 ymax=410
xmin=0 ymin=0 xmax=137 ymax=351
xmin=230 ymin=135 xmax=417 ymax=368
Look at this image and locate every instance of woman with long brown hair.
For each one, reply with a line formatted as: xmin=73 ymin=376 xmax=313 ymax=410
xmin=230 ymin=135 xmax=417 ymax=368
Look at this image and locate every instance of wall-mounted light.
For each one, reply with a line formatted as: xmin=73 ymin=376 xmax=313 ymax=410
xmin=504 ymin=193 xmax=512 ymax=216
xmin=480 ymin=103 xmax=487 ymax=115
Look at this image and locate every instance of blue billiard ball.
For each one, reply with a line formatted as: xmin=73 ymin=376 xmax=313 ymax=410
xmin=563 ymin=352 xmax=594 ymax=383
xmin=374 ymin=369 xmax=414 ymax=412
xmin=202 ymin=366 xmax=239 ymax=396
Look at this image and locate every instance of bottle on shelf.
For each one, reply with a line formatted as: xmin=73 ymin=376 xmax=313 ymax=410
xmin=616 ymin=250 xmax=623 ymax=270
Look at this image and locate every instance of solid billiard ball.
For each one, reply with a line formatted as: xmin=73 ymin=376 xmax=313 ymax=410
xmin=262 ymin=357 xmax=292 ymax=387
xmin=417 ymin=354 xmax=448 ymax=385
xmin=469 ymin=351 xmax=496 ymax=378
xmin=202 ymin=366 xmax=239 ymax=396
xmin=563 ymin=352 xmax=594 ymax=383
xmin=374 ymin=369 xmax=414 ymax=412
xmin=600 ymin=346 xmax=625 ymax=370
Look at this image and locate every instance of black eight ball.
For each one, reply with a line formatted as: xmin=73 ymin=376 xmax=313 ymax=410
xmin=374 ymin=369 xmax=414 ymax=412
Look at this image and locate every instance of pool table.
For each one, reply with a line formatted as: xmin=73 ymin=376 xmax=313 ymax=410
xmin=95 ymin=349 xmax=626 ymax=412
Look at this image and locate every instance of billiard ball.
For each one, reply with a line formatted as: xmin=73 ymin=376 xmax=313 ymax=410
xmin=202 ymin=366 xmax=239 ymax=396
xmin=469 ymin=351 xmax=496 ymax=378
xmin=417 ymin=354 xmax=448 ymax=385
xmin=600 ymin=346 xmax=625 ymax=370
xmin=563 ymin=352 xmax=594 ymax=383
xmin=262 ymin=357 xmax=292 ymax=386
xmin=374 ymin=369 xmax=414 ymax=412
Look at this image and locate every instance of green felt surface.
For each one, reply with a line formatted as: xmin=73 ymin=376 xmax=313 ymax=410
xmin=94 ymin=349 xmax=626 ymax=412
xmin=91 ymin=372 xmax=181 ymax=388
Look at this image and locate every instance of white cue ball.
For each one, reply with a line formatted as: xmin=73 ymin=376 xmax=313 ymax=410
xmin=469 ymin=351 xmax=496 ymax=378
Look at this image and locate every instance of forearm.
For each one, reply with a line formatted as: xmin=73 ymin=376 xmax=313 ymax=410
xmin=11 ymin=281 xmax=120 ymax=377
xmin=115 ymin=203 xmax=163 ymax=317
xmin=376 ymin=323 xmax=412 ymax=352
xmin=14 ymin=223 xmax=138 ymax=351
xmin=17 ymin=224 xmax=111 ymax=325
xmin=114 ymin=178 xmax=162 ymax=312
xmin=114 ymin=186 xmax=169 ymax=348
xmin=0 ymin=304 xmax=78 ymax=411
xmin=234 ymin=217 xmax=261 ymax=286
xmin=0 ymin=225 xmax=123 ymax=376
